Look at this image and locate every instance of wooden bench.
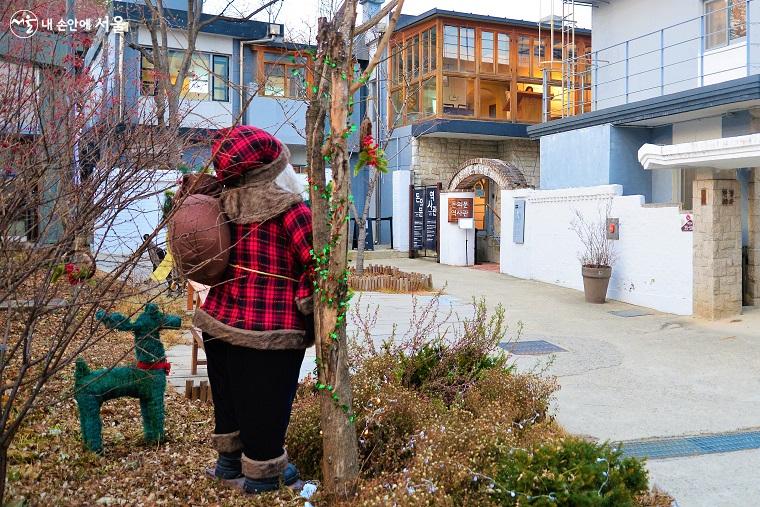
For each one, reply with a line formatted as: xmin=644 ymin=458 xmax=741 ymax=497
xmin=190 ymin=326 xmax=207 ymax=376
xmin=186 ymin=281 xmax=208 ymax=375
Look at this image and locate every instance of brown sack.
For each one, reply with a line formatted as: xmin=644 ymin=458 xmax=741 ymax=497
xmin=169 ymin=194 xmax=230 ymax=286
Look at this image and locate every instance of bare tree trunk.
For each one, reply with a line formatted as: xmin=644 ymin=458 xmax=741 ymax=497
xmin=306 ymin=13 xmax=360 ymax=499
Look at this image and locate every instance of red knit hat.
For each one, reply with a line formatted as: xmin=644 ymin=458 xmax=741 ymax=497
xmin=212 ymin=126 xmax=289 ymax=185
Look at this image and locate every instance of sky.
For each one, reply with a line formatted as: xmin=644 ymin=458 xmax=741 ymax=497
xmin=205 ymin=0 xmax=593 ymax=40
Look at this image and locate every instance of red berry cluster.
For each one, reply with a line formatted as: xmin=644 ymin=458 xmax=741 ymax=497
xmin=362 ymin=135 xmax=380 ymax=168
xmin=64 ymin=263 xmax=84 ymax=286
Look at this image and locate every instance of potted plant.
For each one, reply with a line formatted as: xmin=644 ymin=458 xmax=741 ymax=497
xmin=571 ymin=207 xmax=615 ymax=304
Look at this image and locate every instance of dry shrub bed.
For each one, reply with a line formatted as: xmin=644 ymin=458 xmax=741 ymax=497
xmin=4 ymin=284 xmax=670 ymax=506
xmin=287 ymin=298 xmax=671 ymax=506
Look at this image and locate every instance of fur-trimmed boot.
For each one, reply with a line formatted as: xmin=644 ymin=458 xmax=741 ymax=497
xmin=241 ymin=451 xmax=301 ymax=493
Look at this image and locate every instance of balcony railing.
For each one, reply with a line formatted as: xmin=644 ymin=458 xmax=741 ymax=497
xmin=558 ymin=0 xmax=760 ymax=115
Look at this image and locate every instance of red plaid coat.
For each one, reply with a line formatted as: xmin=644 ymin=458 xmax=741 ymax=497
xmin=201 ymin=202 xmax=313 ymax=335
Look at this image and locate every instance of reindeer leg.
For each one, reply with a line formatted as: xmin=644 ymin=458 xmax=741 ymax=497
xmin=76 ymin=393 xmax=104 ymax=453
xmin=140 ymin=377 xmax=166 ymax=444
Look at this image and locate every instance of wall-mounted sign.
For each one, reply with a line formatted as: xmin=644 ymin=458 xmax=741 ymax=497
xmin=448 ymin=197 xmax=474 ymax=222
xmin=411 ymin=187 xmax=425 ymax=251
xmin=681 ymin=213 xmax=693 ymax=232
xmin=410 ymin=185 xmax=439 ymax=254
xmin=513 ymin=199 xmax=525 ymax=244
xmin=424 ymin=187 xmax=438 ymax=250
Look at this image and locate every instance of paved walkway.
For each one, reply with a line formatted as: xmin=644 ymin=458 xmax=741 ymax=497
xmin=377 ymin=258 xmax=760 ymax=507
xmin=166 ymin=258 xmax=760 ymax=506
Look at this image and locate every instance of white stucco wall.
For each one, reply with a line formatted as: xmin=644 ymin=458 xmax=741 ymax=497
xmin=591 ymin=0 xmax=756 ymax=109
xmin=439 ymin=192 xmax=476 ymax=267
xmin=500 ymin=185 xmax=693 ymax=315
xmin=392 ymin=170 xmax=411 ymax=252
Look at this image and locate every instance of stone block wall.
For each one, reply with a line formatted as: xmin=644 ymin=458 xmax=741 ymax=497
xmin=692 ymin=176 xmax=742 ymax=320
xmin=498 ymin=139 xmax=540 ymax=188
xmin=410 ymin=137 xmax=539 ymax=189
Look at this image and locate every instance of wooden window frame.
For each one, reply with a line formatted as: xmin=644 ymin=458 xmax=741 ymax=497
xmin=256 ymin=48 xmax=311 ymax=99
xmin=388 ymin=17 xmax=590 ymax=127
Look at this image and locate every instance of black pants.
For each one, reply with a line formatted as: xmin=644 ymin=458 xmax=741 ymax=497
xmin=203 ymin=332 xmax=305 ymax=461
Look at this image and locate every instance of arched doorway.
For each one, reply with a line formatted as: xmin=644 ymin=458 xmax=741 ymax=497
xmin=448 ymin=158 xmax=530 ymax=265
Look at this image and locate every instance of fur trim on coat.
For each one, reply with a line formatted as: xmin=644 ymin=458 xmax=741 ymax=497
xmin=220 ymin=144 xmax=302 ymax=224
xmin=193 ymin=308 xmax=314 ymax=350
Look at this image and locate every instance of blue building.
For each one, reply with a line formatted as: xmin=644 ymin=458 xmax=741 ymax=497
xmin=527 ymin=0 xmax=760 ymax=319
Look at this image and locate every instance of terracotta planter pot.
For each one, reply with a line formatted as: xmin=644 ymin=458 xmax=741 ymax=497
xmin=581 ymin=265 xmax=612 ymax=304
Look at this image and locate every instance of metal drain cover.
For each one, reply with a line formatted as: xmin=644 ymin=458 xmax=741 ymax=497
xmin=499 ymin=340 xmax=567 ymax=355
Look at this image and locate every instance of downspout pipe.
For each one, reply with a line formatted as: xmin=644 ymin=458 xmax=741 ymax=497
xmin=238 ymin=36 xmax=275 ymax=125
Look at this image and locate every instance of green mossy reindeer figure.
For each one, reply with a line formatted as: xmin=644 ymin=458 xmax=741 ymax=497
xmin=75 ymin=303 xmax=181 ymax=453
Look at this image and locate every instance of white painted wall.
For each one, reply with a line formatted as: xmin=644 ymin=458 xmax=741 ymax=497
xmin=592 ymin=0 xmax=703 ymax=108
xmin=672 ymin=116 xmax=723 ymax=143
xmin=591 ymin=0 xmax=756 ymax=109
xmin=392 ymin=170 xmax=411 ymax=252
xmin=500 ymin=185 xmax=693 ymax=315
xmin=703 ymin=42 xmax=748 ymax=86
xmin=439 ymin=192 xmax=476 ymax=267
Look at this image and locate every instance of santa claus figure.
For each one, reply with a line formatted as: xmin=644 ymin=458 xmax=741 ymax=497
xmin=195 ymin=126 xmax=312 ymax=493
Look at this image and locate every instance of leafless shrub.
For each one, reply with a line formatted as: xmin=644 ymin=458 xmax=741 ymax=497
xmin=570 ymin=201 xmax=616 ymax=268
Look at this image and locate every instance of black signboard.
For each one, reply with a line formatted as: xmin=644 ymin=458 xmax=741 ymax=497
xmin=424 ymin=186 xmax=438 ymax=250
xmin=411 ymin=187 xmax=425 ymax=251
xmin=410 ymin=185 xmax=439 ymax=256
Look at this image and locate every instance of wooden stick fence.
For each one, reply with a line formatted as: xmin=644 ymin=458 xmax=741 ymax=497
xmin=348 ymin=265 xmax=433 ymax=293
xmin=185 ymin=379 xmax=213 ymax=404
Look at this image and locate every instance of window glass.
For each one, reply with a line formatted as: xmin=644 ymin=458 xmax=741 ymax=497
xmin=705 ymin=0 xmax=728 ymax=49
xmin=430 ymin=27 xmax=437 ymax=71
xmin=212 ymin=55 xmax=229 ymax=102
xmin=497 ymin=33 xmax=510 ymax=74
xmin=479 ymin=79 xmax=510 ymax=120
xmin=422 ymin=77 xmax=436 ymax=116
xmin=482 ymin=31 xmax=494 ymax=73
xmin=391 ymin=47 xmax=402 ymax=85
xmin=730 ymin=0 xmax=746 ymax=40
xmin=442 ymin=75 xmax=474 ymax=116
xmin=261 ymin=52 xmax=306 ymax=98
xmin=461 ymin=27 xmax=475 ymax=72
xmin=288 ymin=66 xmax=306 ymax=98
xmin=141 ymin=50 xmax=229 ymax=101
xmin=264 ymin=63 xmax=286 ymax=96
xmin=518 ymin=36 xmax=531 ymax=76
xmin=422 ymin=30 xmax=430 ymax=74
xmin=405 ymin=38 xmax=414 ymax=79
xmin=443 ymin=25 xmax=458 ymax=70
xmin=390 ymin=88 xmax=404 ymax=127
xmin=406 ymin=82 xmax=420 ymax=122
xmin=411 ymin=35 xmax=420 ymax=78
xmin=533 ymin=40 xmax=546 ymax=78
xmin=175 ymin=52 xmax=210 ymax=100
xmin=141 ymin=56 xmax=156 ymax=95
